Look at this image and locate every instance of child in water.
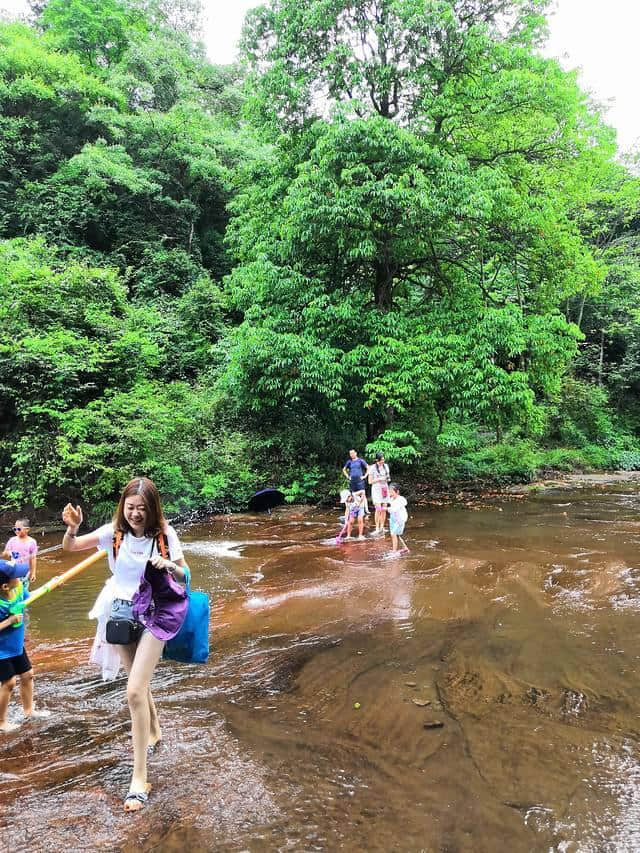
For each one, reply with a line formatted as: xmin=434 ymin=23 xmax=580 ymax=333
xmin=2 ymin=518 xmax=38 ymax=583
xmin=345 ymin=491 xmax=367 ymax=540
xmin=0 ymin=564 xmax=50 ymax=731
xmin=388 ymin=484 xmax=409 ymax=555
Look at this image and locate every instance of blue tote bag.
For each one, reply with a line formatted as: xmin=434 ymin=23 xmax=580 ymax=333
xmin=163 ymin=568 xmax=210 ymax=664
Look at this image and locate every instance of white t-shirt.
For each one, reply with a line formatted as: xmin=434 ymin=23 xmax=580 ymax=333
xmin=369 ymin=462 xmax=390 ymax=484
xmin=96 ymin=523 xmax=184 ymax=600
xmin=388 ymin=495 xmax=408 ymax=524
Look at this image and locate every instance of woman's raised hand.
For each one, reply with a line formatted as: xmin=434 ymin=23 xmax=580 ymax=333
xmin=62 ymin=503 xmax=83 ymax=529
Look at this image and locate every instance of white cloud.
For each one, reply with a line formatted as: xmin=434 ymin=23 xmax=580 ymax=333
xmin=202 ymin=0 xmax=256 ymax=64
xmin=544 ymin=0 xmax=640 ymax=151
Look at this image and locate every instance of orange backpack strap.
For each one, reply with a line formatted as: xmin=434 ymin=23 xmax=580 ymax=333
xmin=156 ymin=532 xmax=169 ymax=560
xmin=112 ymin=529 xmax=124 ymax=560
xmin=113 ymin=529 xmax=169 ymax=560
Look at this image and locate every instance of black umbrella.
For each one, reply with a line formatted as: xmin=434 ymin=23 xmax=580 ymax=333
xmin=248 ymin=488 xmax=286 ymax=512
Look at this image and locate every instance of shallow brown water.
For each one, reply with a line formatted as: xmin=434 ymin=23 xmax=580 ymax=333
xmin=4 ymin=484 xmax=640 ymax=851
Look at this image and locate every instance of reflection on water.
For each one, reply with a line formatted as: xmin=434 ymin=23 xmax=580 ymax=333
xmin=4 ymin=484 xmax=640 ymax=850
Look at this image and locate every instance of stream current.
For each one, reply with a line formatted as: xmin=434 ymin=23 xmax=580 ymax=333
xmin=3 ymin=483 xmax=640 ymax=851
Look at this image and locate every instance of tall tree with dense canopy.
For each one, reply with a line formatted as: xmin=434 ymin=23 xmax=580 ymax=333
xmin=223 ymin=0 xmax=606 ymax=451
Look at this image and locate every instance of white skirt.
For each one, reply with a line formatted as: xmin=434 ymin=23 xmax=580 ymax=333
xmin=88 ymin=577 xmax=123 ymax=681
xmin=371 ymin=482 xmax=390 ymax=507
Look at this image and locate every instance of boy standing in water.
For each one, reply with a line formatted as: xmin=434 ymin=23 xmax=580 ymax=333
xmin=0 ymin=566 xmax=50 ymax=731
xmin=3 ymin=518 xmax=37 ymax=583
xmin=388 ymin=484 xmax=409 ymax=555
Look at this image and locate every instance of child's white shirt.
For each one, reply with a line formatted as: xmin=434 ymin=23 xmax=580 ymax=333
xmin=389 ymin=495 xmax=408 ymax=523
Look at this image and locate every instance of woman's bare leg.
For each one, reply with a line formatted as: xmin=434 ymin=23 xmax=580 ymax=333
xmin=118 ymin=641 xmax=162 ymax=748
xmin=147 ymin=691 xmax=161 ymax=747
xmin=125 ymin=632 xmax=164 ymax=797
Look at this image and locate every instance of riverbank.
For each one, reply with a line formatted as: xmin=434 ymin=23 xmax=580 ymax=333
xmin=4 ymin=469 xmax=640 ymax=537
xmin=413 ymin=469 xmax=640 ymax=507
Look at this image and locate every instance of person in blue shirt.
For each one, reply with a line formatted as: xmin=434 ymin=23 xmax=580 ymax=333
xmin=0 ymin=563 xmax=50 ymax=732
xmin=342 ymin=449 xmax=369 ymax=494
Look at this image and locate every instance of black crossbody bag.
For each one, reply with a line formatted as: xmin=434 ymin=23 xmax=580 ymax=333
xmin=106 ymin=597 xmax=142 ymax=645
xmin=106 ymin=536 xmax=156 ymax=645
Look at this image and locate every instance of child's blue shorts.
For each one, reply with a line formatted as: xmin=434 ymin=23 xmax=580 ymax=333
xmin=390 ymin=518 xmax=405 ymax=536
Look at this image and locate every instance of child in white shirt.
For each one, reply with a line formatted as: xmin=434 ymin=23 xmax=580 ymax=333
xmin=388 ymin=484 xmax=409 ymax=555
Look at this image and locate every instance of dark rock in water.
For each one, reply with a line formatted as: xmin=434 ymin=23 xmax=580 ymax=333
xmin=248 ymin=489 xmax=286 ymax=511
xmin=423 ymin=720 xmax=444 ymax=729
xmin=524 ymin=686 xmax=544 ymax=705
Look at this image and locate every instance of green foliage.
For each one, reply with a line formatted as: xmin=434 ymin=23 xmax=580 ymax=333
xmin=279 ymin=467 xmax=324 ymax=503
xmin=242 ymin=0 xmax=552 ymax=131
xmin=453 ymin=440 xmax=541 ymax=483
xmin=4 ymin=379 xmax=259 ymax=518
xmin=0 ymin=22 xmax=123 ymax=234
xmin=41 ymin=0 xmax=148 ymax=67
xmin=617 ymin=451 xmax=640 ymax=471
xmin=0 ymin=238 xmax=158 ymax=418
xmin=1 ymin=0 xmax=640 ymax=518
xmin=365 ymin=431 xmax=421 ymax=464
xmin=548 ymin=378 xmax=617 ymax=447
xmin=18 ymin=140 xmax=165 ymax=252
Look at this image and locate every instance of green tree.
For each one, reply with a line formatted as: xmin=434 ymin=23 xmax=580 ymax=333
xmin=40 ymin=0 xmax=148 ymax=67
xmin=0 ymin=22 xmax=123 ymax=235
xmin=224 ymin=0 xmax=605 ymax=452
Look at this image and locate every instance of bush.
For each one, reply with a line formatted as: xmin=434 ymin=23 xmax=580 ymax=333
xmin=279 ymin=467 xmax=325 ymax=503
xmin=549 ymin=378 xmax=617 ymax=447
xmin=453 ymin=440 xmax=541 ymax=483
xmin=615 ymin=450 xmax=640 ymax=471
xmin=3 ymin=379 xmax=261 ymax=520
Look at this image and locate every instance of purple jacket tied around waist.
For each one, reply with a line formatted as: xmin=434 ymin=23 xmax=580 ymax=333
xmin=132 ymin=563 xmax=188 ymax=641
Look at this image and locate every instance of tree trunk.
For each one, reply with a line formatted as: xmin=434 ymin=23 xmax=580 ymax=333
xmin=598 ymin=328 xmax=604 ymax=386
xmin=368 ymin=407 xmax=395 ymax=442
xmin=374 ymin=259 xmax=394 ymax=309
xmin=576 ymin=290 xmax=587 ymax=331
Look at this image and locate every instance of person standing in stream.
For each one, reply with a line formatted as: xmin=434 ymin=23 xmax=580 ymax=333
xmin=61 ymin=477 xmax=188 ymax=813
xmin=3 ymin=519 xmax=37 ymax=584
xmin=342 ymin=450 xmax=369 ymax=494
xmin=368 ymin=451 xmax=391 ymax=535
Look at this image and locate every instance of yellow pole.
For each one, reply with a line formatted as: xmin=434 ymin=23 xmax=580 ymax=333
xmin=24 ymin=549 xmax=107 ymax=607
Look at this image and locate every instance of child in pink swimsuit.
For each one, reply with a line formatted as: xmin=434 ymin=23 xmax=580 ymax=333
xmin=2 ymin=518 xmax=37 ymax=583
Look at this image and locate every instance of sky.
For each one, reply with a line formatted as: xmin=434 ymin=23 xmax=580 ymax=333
xmin=1 ymin=0 xmax=639 ymax=151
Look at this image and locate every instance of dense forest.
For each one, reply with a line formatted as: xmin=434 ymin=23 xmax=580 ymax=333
xmin=1 ymin=0 xmax=640 ymax=520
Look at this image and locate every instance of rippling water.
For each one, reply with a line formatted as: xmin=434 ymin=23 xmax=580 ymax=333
xmin=4 ymin=484 xmax=640 ymax=851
